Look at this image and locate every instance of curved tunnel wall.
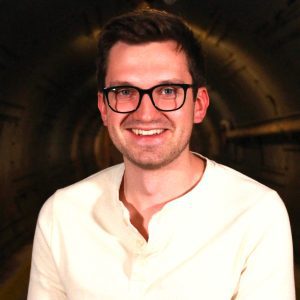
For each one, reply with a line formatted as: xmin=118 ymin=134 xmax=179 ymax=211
xmin=0 ymin=0 xmax=300 ymax=288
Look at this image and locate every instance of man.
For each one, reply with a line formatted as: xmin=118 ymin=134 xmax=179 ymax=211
xmin=28 ymin=9 xmax=295 ymax=299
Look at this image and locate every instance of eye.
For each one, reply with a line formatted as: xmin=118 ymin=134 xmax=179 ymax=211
xmin=115 ymin=88 xmax=134 ymax=97
xmin=161 ymin=86 xmax=176 ymax=95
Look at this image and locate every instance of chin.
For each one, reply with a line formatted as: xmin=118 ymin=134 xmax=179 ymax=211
xmin=125 ymin=151 xmax=183 ymax=170
xmin=130 ymin=160 xmax=167 ymax=170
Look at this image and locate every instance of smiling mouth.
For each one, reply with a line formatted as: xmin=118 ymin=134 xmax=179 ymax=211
xmin=131 ymin=129 xmax=165 ymax=136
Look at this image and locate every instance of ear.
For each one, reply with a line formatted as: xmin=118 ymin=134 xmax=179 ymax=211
xmin=98 ymin=92 xmax=108 ymax=126
xmin=193 ymin=87 xmax=209 ymax=124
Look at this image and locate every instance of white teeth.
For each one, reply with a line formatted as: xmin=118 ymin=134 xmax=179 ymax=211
xmin=132 ymin=129 xmax=164 ymax=136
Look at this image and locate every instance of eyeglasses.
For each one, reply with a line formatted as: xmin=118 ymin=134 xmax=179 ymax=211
xmin=102 ymin=83 xmax=194 ymax=113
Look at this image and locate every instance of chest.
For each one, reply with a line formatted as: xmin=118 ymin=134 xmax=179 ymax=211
xmin=53 ymin=218 xmax=246 ymax=300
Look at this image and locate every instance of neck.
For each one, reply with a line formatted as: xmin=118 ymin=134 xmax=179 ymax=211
xmin=121 ymin=151 xmax=205 ymax=210
xmin=119 ymin=151 xmax=206 ymax=240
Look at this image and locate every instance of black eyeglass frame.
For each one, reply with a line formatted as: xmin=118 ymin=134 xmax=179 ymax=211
xmin=102 ymin=83 xmax=195 ymax=113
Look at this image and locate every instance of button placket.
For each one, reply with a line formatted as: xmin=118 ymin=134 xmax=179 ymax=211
xmin=129 ymin=250 xmax=149 ymax=299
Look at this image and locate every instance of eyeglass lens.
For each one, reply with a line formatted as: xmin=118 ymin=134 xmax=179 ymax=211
xmin=107 ymin=85 xmax=186 ymax=112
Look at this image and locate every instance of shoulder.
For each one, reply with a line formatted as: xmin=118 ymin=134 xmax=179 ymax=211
xmin=205 ymin=158 xmax=274 ymax=197
xmin=202 ymin=158 xmax=288 ymax=223
xmin=37 ymin=163 xmax=124 ymax=226
xmin=54 ymin=163 xmax=124 ymax=198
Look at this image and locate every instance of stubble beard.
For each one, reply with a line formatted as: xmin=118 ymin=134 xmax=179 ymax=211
xmin=110 ymin=131 xmax=192 ymax=170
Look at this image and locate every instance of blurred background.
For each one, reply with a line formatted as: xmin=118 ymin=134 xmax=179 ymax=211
xmin=0 ymin=0 xmax=299 ymax=298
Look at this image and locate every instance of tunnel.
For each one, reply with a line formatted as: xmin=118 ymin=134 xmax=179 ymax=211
xmin=0 ymin=0 xmax=299 ymax=298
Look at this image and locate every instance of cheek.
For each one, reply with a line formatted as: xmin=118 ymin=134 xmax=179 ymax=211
xmin=106 ymin=116 xmax=123 ymax=138
xmin=106 ymin=124 xmax=119 ymax=146
xmin=180 ymin=103 xmax=196 ymax=124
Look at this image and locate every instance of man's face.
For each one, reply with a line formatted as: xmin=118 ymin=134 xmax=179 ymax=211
xmin=98 ymin=40 xmax=209 ymax=169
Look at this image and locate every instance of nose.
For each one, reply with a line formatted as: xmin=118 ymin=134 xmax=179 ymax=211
xmin=132 ymin=93 xmax=160 ymax=121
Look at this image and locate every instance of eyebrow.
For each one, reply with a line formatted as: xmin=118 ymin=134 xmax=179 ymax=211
xmin=106 ymin=79 xmax=186 ymax=88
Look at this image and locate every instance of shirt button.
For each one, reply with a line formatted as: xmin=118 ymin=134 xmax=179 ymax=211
xmin=135 ymin=237 xmax=146 ymax=248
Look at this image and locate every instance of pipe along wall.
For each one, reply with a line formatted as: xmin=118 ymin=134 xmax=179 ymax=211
xmin=0 ymin=0 xmax=300 ymax=298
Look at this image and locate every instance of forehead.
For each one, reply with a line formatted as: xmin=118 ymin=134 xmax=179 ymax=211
xmin=105 ymin=41 xmax=192 ymax=87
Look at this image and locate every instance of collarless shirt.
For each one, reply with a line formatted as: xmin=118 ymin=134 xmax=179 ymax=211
xmin=28 ymin=156 xmax=295 ymax=300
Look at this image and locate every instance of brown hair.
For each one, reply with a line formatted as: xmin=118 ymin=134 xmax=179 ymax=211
xmin=96 ymin=9 xmax=206 ymax=92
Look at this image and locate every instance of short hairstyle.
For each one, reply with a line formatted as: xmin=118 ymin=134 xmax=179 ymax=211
xmin=96 ymin=8 xmax=206 ymax=92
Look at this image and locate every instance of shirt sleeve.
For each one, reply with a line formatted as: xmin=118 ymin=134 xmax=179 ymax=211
xmin=27 ymin=196 xmax=67 ymax=300
xmin=234 ymin=191 xmax=295 ymax=300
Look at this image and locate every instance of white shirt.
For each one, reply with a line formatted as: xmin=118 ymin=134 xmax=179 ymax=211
xmin=28 ymin=157 xmax=295 ymax=299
